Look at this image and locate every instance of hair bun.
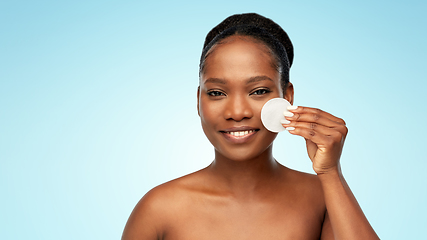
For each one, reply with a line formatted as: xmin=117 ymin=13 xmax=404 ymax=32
xmin=203 ymin=13 xmax=294 ymax=67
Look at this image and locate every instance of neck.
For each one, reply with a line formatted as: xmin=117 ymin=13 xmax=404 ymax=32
xmin=208 ymin=145 xmax=280 ymax=196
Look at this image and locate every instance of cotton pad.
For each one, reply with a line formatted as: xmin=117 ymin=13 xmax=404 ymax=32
xmin=261 ymin=98 xmax=292 ymax=133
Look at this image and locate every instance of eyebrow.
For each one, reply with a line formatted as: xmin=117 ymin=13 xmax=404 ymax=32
xmin=204 ymin=78 xmax=227 ymax=84
xmin=203 ymin=75 xmax=274 ymax=85
xmin=246 ymin=75 xmax=274 ymax=84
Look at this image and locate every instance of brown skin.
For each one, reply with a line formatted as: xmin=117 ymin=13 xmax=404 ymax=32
xmin=122 ymin=36 xmax=379 ymax=240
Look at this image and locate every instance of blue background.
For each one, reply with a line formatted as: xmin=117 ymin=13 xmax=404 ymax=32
xmin=1 ymin=0 xmax=426 ymax=239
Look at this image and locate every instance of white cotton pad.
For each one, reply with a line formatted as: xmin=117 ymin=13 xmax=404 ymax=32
xmin=261 ymin=98 xmax=292 ymax=133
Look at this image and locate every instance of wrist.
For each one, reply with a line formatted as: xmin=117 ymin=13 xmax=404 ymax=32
xmin=316 ymin=164 xmax=343 ymax=183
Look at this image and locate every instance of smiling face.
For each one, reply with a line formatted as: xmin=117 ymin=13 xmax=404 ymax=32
xmin=198 ymin=35 xmax=293 ymax=161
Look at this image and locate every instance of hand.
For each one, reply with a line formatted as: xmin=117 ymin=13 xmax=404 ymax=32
xmin=281 ymin=106 xmax=348 ymax=175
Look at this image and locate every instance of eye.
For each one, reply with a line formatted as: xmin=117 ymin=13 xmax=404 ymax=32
xmin=207 ymin=90 xmax=225 ymax=97
xmin=250 ymin=88 xmax=271 ymax=96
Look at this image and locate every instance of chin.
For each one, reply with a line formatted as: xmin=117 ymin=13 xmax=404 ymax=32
xmin=218 ymin=150 xmax=258 ymax=162
xmin=214 ymin=137 xmax=276 ymax=162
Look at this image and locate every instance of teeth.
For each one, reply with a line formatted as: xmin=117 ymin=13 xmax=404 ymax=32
xmin=226 ymin=130 xmax=255 ymax=136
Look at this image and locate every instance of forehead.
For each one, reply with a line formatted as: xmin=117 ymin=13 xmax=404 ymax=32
xmin=201 ymin=36 xmax=279 ymax=84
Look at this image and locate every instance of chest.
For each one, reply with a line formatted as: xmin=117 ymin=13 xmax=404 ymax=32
xmin=163 ymin=195 xmax=324 ymax=240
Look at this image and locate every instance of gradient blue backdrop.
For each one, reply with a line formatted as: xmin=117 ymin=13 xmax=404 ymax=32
xmin=1 ymin=0 xmax=426 ymax=239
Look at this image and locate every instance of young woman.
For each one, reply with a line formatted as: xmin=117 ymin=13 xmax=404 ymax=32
xmin=122 ymin=13 xmax=379 ymax=240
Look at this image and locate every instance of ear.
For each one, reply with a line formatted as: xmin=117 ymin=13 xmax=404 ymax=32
xmin=197 ymin=86 xmax=200 ymax=117
xmin=284 ymin=82 xmax=294 ymax=105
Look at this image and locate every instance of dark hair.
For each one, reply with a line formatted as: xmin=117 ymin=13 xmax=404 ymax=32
xmin=199 ymin=13 xmax=294 ymax=91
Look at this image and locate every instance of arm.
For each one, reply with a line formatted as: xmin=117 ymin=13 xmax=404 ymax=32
xmin=282 ymin=106 xmax=379 ymax=240
xmin=319 ymin=166 xmax=378 ymax=240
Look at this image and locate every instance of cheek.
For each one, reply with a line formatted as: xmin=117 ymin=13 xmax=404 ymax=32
xmin=199 ymin=96 xmax=219 ymax=127
xmin=253 ymin=101 xmax=264 ymax=117
xmin=251 ymin=100 xmax=269 ymax=124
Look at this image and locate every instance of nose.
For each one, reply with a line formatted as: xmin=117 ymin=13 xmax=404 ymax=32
xmin=224 ymin=95 xmax=254 ymax=121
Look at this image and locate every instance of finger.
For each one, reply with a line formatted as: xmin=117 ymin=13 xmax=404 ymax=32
xmin=287 ymin=106 xmax=346 ymax=125
xmin=285 ymin=110 xmax=342 ymax=129
xmin=282 ymin=121 xmax=337 ymax=136
xmin=283 ymin=119 xmax=348 ymax=136
xmin=287 ymin=126 xmax=330 ymax=146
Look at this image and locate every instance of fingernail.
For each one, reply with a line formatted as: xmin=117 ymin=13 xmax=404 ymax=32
xmin=286 ymin=127 xmax=295 ymax=131
xmin=280 ymin=119 xmax=291 ymax=125
xmin=287 ymin=105 xmax=298 ymax=110
xmin=283 ymin=111 xmax=294 ymax=117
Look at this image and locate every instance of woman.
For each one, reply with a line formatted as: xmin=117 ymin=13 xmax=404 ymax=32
xmin=122 ymin=13 xmax=379 ymax=239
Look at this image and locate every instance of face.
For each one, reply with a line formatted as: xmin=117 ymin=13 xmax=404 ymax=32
xmin=198 ymin=35 xmax=293 ymax=161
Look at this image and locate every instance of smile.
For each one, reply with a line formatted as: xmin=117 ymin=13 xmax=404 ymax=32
xmin=225 ymin=130 xmax=256 ymax=137
xmin=219 ymin=127 xmax=259 ymax=144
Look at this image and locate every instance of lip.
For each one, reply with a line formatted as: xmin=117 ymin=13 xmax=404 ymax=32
xmin=219 ymin=126 xmax=260 ymax=144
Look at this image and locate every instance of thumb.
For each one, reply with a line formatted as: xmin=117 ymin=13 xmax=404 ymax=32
xmin=305 ymin=139 xmax=317 ymax=161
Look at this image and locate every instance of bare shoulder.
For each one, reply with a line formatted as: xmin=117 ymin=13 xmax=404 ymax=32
xmin=281 ymin=166 xmax=325 ymax=205
xmin=122 ymin=168 xmax=208 ymax=240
